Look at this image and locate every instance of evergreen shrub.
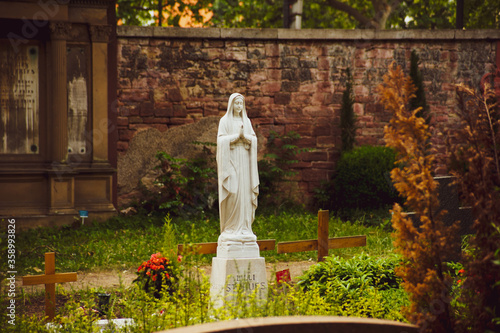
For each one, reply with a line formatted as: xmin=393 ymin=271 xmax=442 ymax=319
xmin=332 ymin=145 xmax=399 ymax=211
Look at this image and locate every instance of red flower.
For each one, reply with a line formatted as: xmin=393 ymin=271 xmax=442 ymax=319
xmin=457 ymin=279 xmax=462 ymax=284
xmin=177 ymin=255 xmax=182 ymax=263
xmin=458 ymin=269 xmax=465 ymax=274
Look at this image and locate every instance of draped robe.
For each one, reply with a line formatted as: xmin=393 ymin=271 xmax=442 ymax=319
xmin=217 ymin=93 xmax=259 ymax=244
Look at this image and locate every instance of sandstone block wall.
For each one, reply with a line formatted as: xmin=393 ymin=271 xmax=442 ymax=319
xmin=116 ymin=27 xmax=499 ymax=205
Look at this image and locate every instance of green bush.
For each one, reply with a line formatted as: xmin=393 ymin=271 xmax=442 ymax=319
xmin=340 ymin=68 xmax=356 ymax=152
xmin=258 ymin=131 xmax=310 ymax=211
xmin=298 ymin=254 xmax=402 ymax=293
xmin=324 ymin=146 xmax=399 ymax=212
xmin=134 ymin=145 xmax=217 ymax=218
xmin=298 ymin=254 xmax=408 ymax=320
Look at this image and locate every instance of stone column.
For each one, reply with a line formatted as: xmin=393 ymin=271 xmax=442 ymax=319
xmin=49 ymin=22 xmax=70 ymax=163
xmin=90 ymin=25 xmax=112 ymax=163
xmin=48 ymin=22 xmax=76 ymax=215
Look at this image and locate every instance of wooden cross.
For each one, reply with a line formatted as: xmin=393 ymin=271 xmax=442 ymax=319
xmin=22 ymin=252 xmax=77 ymax=320
xmin=277 ymin=210 xmax=366 ymax=262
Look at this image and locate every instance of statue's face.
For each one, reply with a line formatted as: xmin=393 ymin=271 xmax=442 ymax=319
xmin=233 ymin=97 xmax=244 ymax=115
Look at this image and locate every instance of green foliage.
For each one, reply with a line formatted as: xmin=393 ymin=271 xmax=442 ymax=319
xmin=302 ymin=0 xmax=360 ymax=29
xmin=159 ymin=215 xmax=177 ymax=262
xmin=298 ymin=254 xmax=402 ymax=293
xmin=298 ymin=254 xmax=408 ymax=320
xmin=135 ymin=147 xmax=217 ymax=218
xmin=341 ymin=68 xmax=357 ymax=153
xmin=464 ymin=0 xmax=500 ymax=28
xmin=211 ymin=0 xmax=283 ymax=28
xmin=211 ymin=0 xmax=369 ymax=29
xmin=318 ymin=146 xmax=399 ymax=213
xmin=133 ymin=252 xmax=178 ymax=299
xmin=13 ymin=252 xmax=410 ymax=331
xmin=117 ymin=0 xmax=499 ymax=30
xmin=11 ymin=209 xmax=404 ymax=331
xmin=117 ymin=0 xmax=212 ymax=26
xmin=132 ymin=217 xmax=180 ymax=299
xmin=392 ymin=0 xmax=455 ymax=29
xmin=14 ymin=210 xmax=394 ymax=275
xmin=258 ymin=131 xmax=310 ymax=211
xmin=393 ymin=0 xmax=500 ymax=29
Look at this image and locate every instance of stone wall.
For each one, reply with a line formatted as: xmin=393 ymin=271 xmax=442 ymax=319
xmin=116 ymin=27 xmax=500 ymax=206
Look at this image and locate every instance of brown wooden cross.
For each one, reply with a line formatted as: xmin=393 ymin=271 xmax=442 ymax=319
xmin=22 ymin=252 xmax=77 ymax=320
xmin=277 ymin=210 xmax=366 ymax=262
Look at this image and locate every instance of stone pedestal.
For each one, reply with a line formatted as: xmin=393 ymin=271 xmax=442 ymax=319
xmin=216 ymin=241 xmax=260 ymax=258
xmin=210 ymin=256 xmax=267 ymax=309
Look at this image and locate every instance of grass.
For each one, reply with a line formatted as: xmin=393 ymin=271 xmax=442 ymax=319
xmin=5 ymin=209 xmax=412 ymax=332
xmin=14 ymin=209 xmax=394 ymax=275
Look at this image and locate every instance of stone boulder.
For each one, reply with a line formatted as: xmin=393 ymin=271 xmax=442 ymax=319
xmin=117 ymin=116 xmax=266 ymax=207
xmin=118 ymin=116 xmax=219 ymax=207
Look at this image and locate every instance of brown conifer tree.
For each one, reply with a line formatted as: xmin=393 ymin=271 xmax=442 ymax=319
xmin=379 ymin=63 xmax=459 ymax=333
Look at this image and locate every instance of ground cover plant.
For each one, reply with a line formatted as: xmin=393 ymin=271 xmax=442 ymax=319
xmin=13 ymin=210 xmax=393 ymax=275
xmin=9 ymin=262 xmax=408 ymax=332
xmin=297 ymin=254 xmax=408 ymax=321
xmin=5 ymin=210 xmax=405 ymax=332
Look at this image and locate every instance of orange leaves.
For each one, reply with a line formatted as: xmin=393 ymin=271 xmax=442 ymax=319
xmin=379 ymin=62 xmax=458 ymax=332
xmin=378 ymin=62 xmax=417 ymax=115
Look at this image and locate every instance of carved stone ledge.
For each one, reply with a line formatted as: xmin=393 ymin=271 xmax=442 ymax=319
xmin=49 ymin=22 xmax=73 ymax=40
xmin=89 ymin=25 xmax=112 ymax=42
xmin=70 ymin=0 xmax=113 ymax=8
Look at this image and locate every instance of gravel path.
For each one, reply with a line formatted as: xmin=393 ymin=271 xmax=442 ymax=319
xmin=18 ymin=260 xmax=317 ymax=293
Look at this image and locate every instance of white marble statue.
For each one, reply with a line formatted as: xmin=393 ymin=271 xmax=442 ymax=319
xmin=211 ymin=95 xmax=266 ymax=304
xmin=216 ymin=93 xmax=259 ymax=251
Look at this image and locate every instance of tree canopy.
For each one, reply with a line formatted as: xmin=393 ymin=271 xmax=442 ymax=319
xmin=116 ymin=0 xmax=500 ymax=29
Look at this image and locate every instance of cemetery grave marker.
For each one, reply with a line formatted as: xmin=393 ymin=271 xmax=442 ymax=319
xmin=406 ymin=175 xmax=474 ymax=236
xmin=276 ymin=269 xmax=291 ymax=284
xmin=277 ymin=210 xmax=366 ymax=262
xmin=22 ymin=252 xmax=77 ymax=320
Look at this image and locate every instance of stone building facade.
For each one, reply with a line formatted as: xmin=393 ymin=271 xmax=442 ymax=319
xmin=0 ymin=0 xmax=117 ymax=229
xmin=116 ymin=27 xmax=500 ymax=206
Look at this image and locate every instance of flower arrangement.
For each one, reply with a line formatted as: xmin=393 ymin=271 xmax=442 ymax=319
xmin=134 ymin=252 xmax=179 ymax=299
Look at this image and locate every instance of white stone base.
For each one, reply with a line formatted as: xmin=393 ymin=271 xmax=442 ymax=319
xmin=216 ymin=241 xmax=260 ymax=258
xmin=94 ymin=318 xmax=135 ymax=332
xmin=47 ymin=318 xmax=136 ymax=332
xmin=210 ymin=257 xmax=267 ymax=309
